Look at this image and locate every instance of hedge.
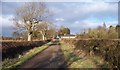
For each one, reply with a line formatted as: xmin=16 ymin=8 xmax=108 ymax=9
xmin=62 ymin=39 xmax=120 ymax=68
xmin=1 ymin=40 xmax=51 ymax=60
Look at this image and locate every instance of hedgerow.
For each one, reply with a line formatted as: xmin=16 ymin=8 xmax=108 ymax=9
xmin=62 ymin=39 xmax=120 ymax=68
xmin=1 ymin=40 xmax=51 ymax=60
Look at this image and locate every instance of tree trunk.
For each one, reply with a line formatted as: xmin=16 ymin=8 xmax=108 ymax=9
xmin=42 ymin=34 xmax=45 ymax=40
xmin=40 ymin=31 xmax=46 ymax=41
xmin=28 ymin=33 xmax=32 ymax=41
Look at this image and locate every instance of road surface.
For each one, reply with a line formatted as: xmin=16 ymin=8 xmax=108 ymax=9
xmin=18 ymin=42 xmax=65 ymax=69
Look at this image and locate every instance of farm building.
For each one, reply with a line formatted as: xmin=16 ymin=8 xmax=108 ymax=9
xmin=60 ymin=35 xmax=76 ymax=39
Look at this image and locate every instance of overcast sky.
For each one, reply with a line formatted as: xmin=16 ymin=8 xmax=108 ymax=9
xmin=1 ymin=0 xmax=119 ymax=37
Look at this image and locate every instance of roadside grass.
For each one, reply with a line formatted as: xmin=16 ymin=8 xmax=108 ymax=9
xmin=60 ymin=42 xmax=109 ymax=68
xmin=2 ymin=42 xmax=52 ymax=70
xmin=60 ymin=42 xmax=86 ymax=68
xmin=89 ymin=55 xmax=110 ymax=68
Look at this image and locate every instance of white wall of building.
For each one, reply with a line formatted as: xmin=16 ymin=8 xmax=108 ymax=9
xmin=61 ymin=36 xmax=76 ymax=39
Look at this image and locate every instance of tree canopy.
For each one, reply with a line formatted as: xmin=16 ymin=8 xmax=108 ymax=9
xmin=13 ymin=2 xmax=54 ymax=41
xmin=58 ymin=26 xmax=70 ymax=36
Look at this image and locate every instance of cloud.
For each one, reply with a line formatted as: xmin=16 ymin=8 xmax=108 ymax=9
xmin=48 ymin=2 xmax=118 ymax=27
xmin=55 ymin=18 xmax=64 ymax=21
xmin=48 ymin=2 xmax=118 ymax=26
xmin=0 ymin=15 xmax=14 ymax=37
xmin=70 ymin=20 xmax=99 ymax=29
xmin=62 ymin=2 xmax=117 ymax=21
xmin=0 ymin=15 xmax=14 ymax=27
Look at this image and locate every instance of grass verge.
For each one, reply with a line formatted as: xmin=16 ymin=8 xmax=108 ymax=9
xmin=60 ymin=42 xmax=109 ymax=68
xmin=2 ymin=42 xmax=52 ymax=70
xmin=60 ymin=42 xmax=86 ymax=68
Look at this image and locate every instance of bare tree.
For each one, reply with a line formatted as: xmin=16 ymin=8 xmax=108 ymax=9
xmin=13 ymin=2 xmax=51 ymax=41
xmin=36 ymin=22 xmax=56 ymax=40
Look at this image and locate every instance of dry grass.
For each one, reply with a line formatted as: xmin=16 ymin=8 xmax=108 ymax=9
xmin=60 ymin=41 xmax=109 ymax=68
